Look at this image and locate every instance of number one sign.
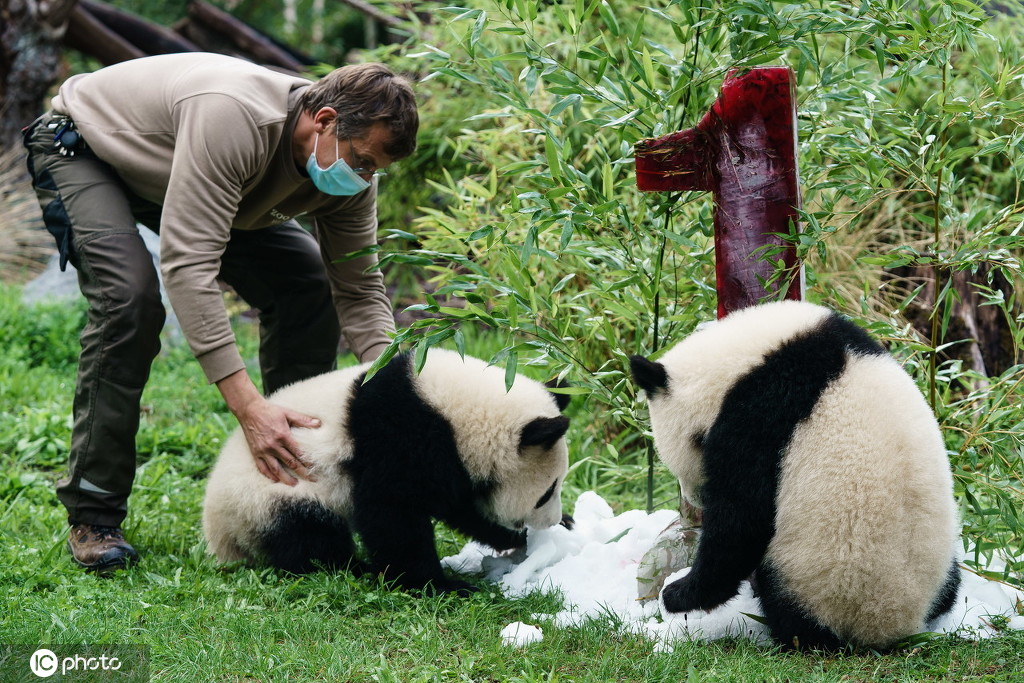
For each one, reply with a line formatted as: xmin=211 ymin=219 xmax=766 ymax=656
xmin=635 ymin=66 xmax=805 ymax=318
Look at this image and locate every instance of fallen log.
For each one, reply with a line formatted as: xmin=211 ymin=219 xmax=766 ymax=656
xmin=79 ymin=0 xmax=200 ymax=56
xmin=64 ymin=4 xmax=146 ymax=66
xmin=186 ymin=0 xmax=307 ymax=73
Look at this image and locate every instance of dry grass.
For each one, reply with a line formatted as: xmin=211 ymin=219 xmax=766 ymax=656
xmin=0 ymin=148 xmax=50 ymax=284
xmin=805 ymin=191 xmax=937 ymax=321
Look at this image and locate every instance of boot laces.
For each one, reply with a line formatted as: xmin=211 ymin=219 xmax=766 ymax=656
xmin=79 ymin=525 xmax=124 ymax=543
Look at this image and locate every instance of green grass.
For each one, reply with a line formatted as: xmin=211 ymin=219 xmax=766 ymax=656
xmin=1 ymin=285 xmax=1023 ymax=682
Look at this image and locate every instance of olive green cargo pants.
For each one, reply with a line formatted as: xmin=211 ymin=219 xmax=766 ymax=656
xmin=23 ymin=113 xmax=341 ymax=528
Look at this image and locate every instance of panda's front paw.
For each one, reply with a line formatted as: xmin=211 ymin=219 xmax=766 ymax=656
xmin=661 ymin=576 xmax=701 ymax=613
xmin=488 ymin=528 xmax=527 ymax=551
xmin=662 ymin=574 xmax=732 ymax=613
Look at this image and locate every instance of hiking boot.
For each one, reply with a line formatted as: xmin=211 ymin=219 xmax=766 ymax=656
xmin=67 ymin=524 xmax=139 ymax=574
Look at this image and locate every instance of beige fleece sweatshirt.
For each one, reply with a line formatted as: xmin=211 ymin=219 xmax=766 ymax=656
xmin=51 ymin=52 xmax=396 ymax=383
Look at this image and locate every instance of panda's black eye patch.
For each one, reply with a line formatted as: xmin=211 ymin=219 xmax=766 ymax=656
xmin=691 ymin=431 xmax=707 ymax=450
xmin=535 ymin=479 xmax=558 ymax=509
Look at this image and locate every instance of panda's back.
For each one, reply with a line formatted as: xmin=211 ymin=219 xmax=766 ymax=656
xmin=202 ymin=364 xmax=368 ymax=560
xmin=768 ymin=352 xmax=958 ymax=646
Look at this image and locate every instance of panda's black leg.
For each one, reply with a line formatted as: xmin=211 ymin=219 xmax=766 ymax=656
xmin=661 ymin=488 xmax=775 ymax=613
xmin=259 ymin=499 xmax=357 ymax=574
xmin=444 ymin=505 xmax=526 ymax=552
xmin=355 ymin=505 xmax=477 ymax=596
xmin=755 ymin=563 xmax=846 ymax=652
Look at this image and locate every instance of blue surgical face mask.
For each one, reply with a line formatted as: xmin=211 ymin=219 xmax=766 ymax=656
xmin=305 ymin=132 xmax=371 ymax=196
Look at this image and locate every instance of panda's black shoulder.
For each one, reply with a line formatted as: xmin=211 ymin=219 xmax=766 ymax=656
xmin=345 ymin=352 xmax=472 ymax=487
xmin=817 ymin=310 xmax=887 ymax=357
xmin=351 ymin=351 xmax=414 ymax=400
xmin=347 ymin=351 xmax=446 ymax=449
xmin=751 ymin=309 xmax=884 ymax=395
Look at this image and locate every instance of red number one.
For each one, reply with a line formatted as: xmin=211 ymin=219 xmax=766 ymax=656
xmin=635 ymin=66 xmax=804 ymax=318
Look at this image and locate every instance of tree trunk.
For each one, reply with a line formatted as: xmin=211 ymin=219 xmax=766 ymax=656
xmin=885 ymin=263 xmax=1017 ymax=379
xmin=0 ymin=0 xmax=78 ymax=152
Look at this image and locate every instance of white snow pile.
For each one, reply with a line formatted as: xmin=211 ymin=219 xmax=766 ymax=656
xmin=442 ymin=492 xmax=1024 ymax=649
xmin=500 ymin=621 xmax=544 ymax=647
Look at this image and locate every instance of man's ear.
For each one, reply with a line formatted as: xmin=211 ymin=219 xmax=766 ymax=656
xmin=313 ymin=106 xmax=338 ymax=133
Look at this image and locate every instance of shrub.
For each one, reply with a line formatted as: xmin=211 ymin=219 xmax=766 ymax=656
xmin=366 ymin=0 xmax=1023 ymax=576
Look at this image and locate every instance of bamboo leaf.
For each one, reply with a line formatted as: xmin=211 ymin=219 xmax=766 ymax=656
xmin=598 ymin=0 xmax=619 ymax=37
xmin=505 ymin=350 xmax=519 ymax=392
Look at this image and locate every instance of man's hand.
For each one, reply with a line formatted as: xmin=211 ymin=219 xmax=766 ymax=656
xmin=236 ymin=398 xmax=321 ymax=485
xmin=217 ymin=369 xmax=321 ymax=485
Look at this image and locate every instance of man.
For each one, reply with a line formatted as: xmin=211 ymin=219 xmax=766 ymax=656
xmin=22 ymin=52 xmax=418 ymax=573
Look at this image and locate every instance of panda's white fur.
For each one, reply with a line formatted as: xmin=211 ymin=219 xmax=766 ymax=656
xmin=202 ymin=367 xmax=363 ymax=564
xmin=631 ymin=300 xmax=960 ymax=650
xmin=413 ymin=349 xmax=567 ymax=527
xmin=203 ymin=349 xmax=570 ymax=593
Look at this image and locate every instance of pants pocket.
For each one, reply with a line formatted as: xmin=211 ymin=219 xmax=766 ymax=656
xmin=23 ymin=119 xmax=77 ymax=272
xmin=35 ymin=182 xmax=77 ymax=272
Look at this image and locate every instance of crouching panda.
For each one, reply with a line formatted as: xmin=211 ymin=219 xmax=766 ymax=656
xmin=203 ymin=348 xmax=571 ymax=595
xmin=629 ymin=300 xmax=961 ymax=650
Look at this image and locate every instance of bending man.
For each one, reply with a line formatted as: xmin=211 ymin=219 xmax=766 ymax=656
xmin=22 ymin=53 xmax=418 ymax=573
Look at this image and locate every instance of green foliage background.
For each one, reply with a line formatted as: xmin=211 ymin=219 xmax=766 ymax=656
xmin=360 ymin=0 xmax=1024 ymax=578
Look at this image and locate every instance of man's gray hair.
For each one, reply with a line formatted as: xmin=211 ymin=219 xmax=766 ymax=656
xmin=301 ymin=63 xmax=418 ymax=160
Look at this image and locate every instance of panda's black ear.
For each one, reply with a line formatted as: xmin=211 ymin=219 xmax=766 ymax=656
xmin=629 ymin=355 xmax=668 ymax=396
xmin=545 ymin=379 xmax=572 ymax=412
xmin=520 ymin=415 xmax=570 ymax=451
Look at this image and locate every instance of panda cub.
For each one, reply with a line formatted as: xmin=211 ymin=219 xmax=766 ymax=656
xmin=203 ymin=349 xmax=571 ymax=595
xmin=630 ymin=300 xmax=961 ymax=650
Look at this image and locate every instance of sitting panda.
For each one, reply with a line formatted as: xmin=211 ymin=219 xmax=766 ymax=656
xmin=630 ymin=300 xmax=961 ymax=650
xmin=203 ymin=348 xmax=571 ymax=595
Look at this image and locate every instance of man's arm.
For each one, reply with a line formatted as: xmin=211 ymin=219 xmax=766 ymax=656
xmin=313 ymin=181 xmax=396 ymax=362
xmin=159 ymin=95 xmax=322 ymax=482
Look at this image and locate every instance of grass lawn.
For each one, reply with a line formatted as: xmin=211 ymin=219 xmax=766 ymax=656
xmin=1 ymin=289 xmax=1022 ymax=681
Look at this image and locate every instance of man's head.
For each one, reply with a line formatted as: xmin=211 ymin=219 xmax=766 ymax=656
xmin=300 ymin=63 xmax=418 ymax=162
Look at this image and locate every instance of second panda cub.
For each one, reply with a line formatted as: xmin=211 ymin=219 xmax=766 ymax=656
xmin=203 ymin=349 xmax=571 ymax=595
xmin=630 ymin=301 xmax=961 ymax=650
